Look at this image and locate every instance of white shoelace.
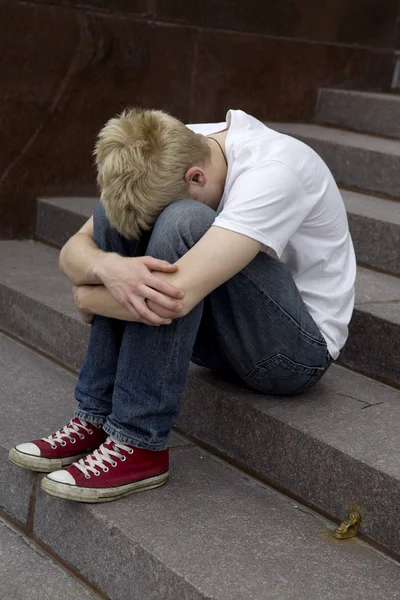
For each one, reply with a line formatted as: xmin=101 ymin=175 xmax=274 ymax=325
xmin=75 ymin=437 xmax=134 ymax=479
xmin=42 ymin=419 xmax=95 ymax=449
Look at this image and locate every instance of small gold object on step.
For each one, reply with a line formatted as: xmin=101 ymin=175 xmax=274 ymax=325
xmin=334 ymin=510 xmax=361 ymax=540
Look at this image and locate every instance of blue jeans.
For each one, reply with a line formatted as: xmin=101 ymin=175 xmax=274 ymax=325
xmin=75 ymin=200 xmax=332 ymax=450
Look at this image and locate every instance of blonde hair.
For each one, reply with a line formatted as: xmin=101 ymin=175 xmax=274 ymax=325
xmin=94 ymin=108 xmax=211 ymax=239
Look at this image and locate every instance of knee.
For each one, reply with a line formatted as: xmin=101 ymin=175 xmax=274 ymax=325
xmin=159 ymin=199 xmax=215 ymax=229
xmin=92 ymin=201 xmax=141 ymax=256
xmin=151 ymin=200 xmax=215 ymax=250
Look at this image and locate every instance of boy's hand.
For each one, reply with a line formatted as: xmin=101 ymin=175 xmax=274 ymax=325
xmin=93 ymin=253 xmax=185 ymax=325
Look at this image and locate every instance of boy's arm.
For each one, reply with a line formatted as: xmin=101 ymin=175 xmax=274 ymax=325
xmin=150 ymin=226 xmax=263 ymax=318
xmin=77 ymin=226 xmax=262 ymax=322
xmin=73 ymin=284 xmax=142 ymax=323
xmin=60 ymin=214 xmax=185 ymax=325
xmin=59 ymin=217 xmax=105 ymax=285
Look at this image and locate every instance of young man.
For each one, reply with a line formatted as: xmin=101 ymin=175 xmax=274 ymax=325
xmin=9 ymin=108 xmax=356 ymax=503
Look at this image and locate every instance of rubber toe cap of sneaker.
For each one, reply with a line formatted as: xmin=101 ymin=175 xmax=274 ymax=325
xmin=15 ymin=442 xmax=41 ymax=456
xmin=47 ymin=470 xmax=76 ymax=485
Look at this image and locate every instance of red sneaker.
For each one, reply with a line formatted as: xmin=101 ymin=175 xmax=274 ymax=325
xmin=41 ymin=438 xmax=169 ymax=503
xmin=9 ymin=418 xmax=107 ymax=472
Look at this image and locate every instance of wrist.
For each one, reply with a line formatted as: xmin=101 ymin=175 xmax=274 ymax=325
xmin=91 ymin=251 xmax=116 ymax=284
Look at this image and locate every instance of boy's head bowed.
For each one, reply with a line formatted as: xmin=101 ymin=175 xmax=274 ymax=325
xmin=94 ymin=108 xmax=211 ymax=240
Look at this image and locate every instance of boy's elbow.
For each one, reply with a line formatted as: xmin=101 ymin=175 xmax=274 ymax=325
xmin=58 ymin=245 xmax=66 ymax=274
xmin=174 ymin=295 xmax=198 ymax=320
xmin=58 ymin=239 xmax=82 ymax=284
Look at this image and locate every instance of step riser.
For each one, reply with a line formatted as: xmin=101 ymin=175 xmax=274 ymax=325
xmin=178 ymin=367 xmax=400 ymax=556
xmin=0 ymin=284 xmax=88 ymax=372
xmin=348 ymin=213 xmax=400 ymax=276
xmin=36 ymin=203 xmax=87 ymax=249
xmin=1 ymin=282 xmax=399 ymax=555
xmin=36 ymin=202 xmax=88 ymax=249
xmin=316 ymin=90 xmax=400 ymax=140
xmin=0 ymin=459 xmax=34 ymax=524
xmin=340 ymin=311 xmax=400 ymax=387
xmin=290 ymin=134 xmax=400 ymax=198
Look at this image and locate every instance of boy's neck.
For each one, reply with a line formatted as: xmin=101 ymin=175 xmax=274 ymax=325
xmin=206 ymin=130 xmax=229 ymax=184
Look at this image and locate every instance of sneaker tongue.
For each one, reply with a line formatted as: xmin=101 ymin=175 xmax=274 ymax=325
xmin=104 ymin=436 xmax=116 ymax=448
xmin=73 ymin=417 xmax=88 ymax=426
xmin=75 ymin=418 xmax=102 ymax=429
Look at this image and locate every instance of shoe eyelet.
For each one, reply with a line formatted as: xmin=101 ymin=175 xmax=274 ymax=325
xmin=94 ymin=470 xmax=100 ymax=476
xmin=61 ymin=441 xmax=67 ymax=447
xmin=121 ymin=456 xmax=127 ymax=462
xmin=88 ymin=430 xmax=93 ymax=435
xmin=70 ymin=438 xmax=76 ymax=444
xmin=103 ymin=467 xmax=109 ymax=473
xmin=79 ymin=434 xmax=85 ymax=440
xmin=128 ymin=449 xmax=134 ymax=454
xmin=111 ymin=461 xmax=117 ymax=468
xmin=85 ymin=474 xmax=90 ymax=479
xmin=51 ymin=444 xmax=57 ymax=450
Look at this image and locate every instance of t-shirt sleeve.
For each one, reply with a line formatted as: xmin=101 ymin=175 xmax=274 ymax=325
xmin=212 ymin=161 xmax=314 ymax=257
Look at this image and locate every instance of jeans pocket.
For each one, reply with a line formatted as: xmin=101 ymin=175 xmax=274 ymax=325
xmin=245 ymin=353 xmax=325 ymax=396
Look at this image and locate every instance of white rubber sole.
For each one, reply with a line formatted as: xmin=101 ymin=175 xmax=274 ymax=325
xmin=41 ymin=470 xmax=169 ymax=503
xmin=8 ymin=447 xmax=89 ymax=473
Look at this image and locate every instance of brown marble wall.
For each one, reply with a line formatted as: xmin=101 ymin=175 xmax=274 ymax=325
xmin=1 ymin=0 xmax=399 ymax=237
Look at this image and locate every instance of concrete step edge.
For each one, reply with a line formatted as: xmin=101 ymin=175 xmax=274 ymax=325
xmin=318 ymin=88 xmax=400 ymax=102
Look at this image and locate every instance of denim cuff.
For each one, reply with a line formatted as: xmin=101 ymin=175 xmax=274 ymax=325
xmin=74 ymin=409 xmax=107 ymax=426
xmin=103 ymin=421 xmax=168 ymax=451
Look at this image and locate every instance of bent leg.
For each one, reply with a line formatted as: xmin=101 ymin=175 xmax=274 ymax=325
xmin=103 ymin=200 xmax=217 ymax=449
xmin=74 ymin=202 xmax=150 ymax=424
xmin=192 ymin=252 xmax=332 ymax=396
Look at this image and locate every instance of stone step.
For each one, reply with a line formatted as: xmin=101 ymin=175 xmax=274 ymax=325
xmin=1 ymin=239 xmax=399 ymax=387
xmin=36 ymin=197 xmax=98 ymax=248
xmin=1 ymin=334 xmax=400 ymax=599
xmin=37 ymin=188 xmax=400 ymax=277
xmin=342 ymin=190 xmax=400 ymax=276
xmin=268 ymin=122 xmax=400 ymax=198
xmin=340 ymin=266 xmax=400 ymax=385
xmin=1 ymin=245 xmax=400 ymax=555
xmin=316 ymin=88 xmax=400 ymax=139
xmin=0 ymin=518 xmax=98 ymax=600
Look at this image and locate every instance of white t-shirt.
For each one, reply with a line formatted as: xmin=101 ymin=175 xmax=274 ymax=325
xmin=186 ymin=110 xmax=356 ymax=359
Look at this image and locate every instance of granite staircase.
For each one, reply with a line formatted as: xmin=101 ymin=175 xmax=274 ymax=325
xmin=1 ymin=89 xmax=400 ymax=599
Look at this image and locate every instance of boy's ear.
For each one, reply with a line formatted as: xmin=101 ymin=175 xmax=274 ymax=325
xmin=185 ymin=167 xmax=206 ymax=187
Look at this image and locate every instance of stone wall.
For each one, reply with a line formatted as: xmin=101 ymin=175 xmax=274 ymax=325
xmin=1 ymin=0 xmax=399 ymax=237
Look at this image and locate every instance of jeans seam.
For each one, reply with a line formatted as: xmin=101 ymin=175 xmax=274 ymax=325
xmin=159 ymin=316 xmax=181 ymax=420
xmin=245 ymin=353 xmax=324 ymax=383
